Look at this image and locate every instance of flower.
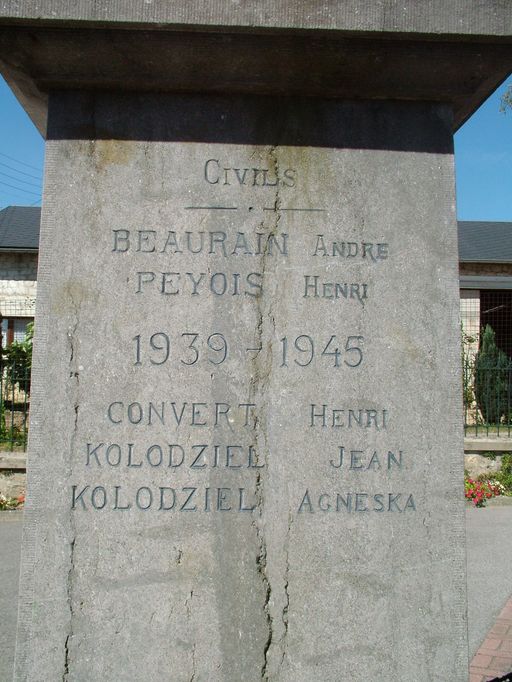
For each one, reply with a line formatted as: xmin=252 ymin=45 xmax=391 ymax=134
xmin=0 ymin=491 xmax=25 ymax=510
xmin=465 ymin=476 xmax=504 ymax=508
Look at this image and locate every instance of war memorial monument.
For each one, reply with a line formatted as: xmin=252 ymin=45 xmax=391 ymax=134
xmin=0 ymin=2 xmax=511 ymax=679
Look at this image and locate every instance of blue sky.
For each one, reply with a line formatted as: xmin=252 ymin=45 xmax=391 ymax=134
xmin=0 ymin=73 xmax=511 ymax=220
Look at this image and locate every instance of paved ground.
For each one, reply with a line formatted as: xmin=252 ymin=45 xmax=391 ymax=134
xmin=470 ymin=595 xmax=512 ymax=682
xmin=0 ymin=511 xmax=22 ymax=682
xmin=467 ymin=502 xmax=512 ymax=660
xmin=1 ymin=504 xmax=511 ymax=681
xmin=467 ymin=501 xmax=512 ymax=682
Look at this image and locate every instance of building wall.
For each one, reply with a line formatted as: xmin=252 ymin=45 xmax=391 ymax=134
xmin=461 ymin=289 xmax=480 ymax=355
xmin=460 ymin=262 xmax=512 ymax=276
xmin=0 ymin=253 xmax=37 ymax=344
xmin=0 ymin=252 xmax=37 ymax=295
xmin=460 ymin=261 xmax=512 ymax=359
xmin=0 ymin=252 xmax=37 ymax=306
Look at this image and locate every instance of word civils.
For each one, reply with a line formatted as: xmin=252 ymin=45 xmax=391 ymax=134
xmin=203 ymin=158 xmax=297 ymax=187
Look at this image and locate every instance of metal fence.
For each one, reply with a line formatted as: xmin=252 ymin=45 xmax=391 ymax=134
xmin=0 ymin=364 xmax=30 ymax=452
xmin=463 ymin=359 xmax=512 ymax=437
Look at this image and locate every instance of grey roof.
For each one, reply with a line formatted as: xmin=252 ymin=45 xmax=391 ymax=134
xmin=0 ymin=205 xmax=40 ymax=251
xmin=458 ymin=221 xmax=512 ymax=263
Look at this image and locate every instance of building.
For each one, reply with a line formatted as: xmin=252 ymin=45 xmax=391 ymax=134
xmin=0 ymin=205 xmax=39 ymax=347
xmin=459 ymin=221 xmax=512 ymax=358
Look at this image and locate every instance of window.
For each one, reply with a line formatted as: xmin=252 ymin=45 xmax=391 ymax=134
xmin=480 ymin=290 xmax=512 ymax=359
xmin=0 ymin=317 xmax=33 ymax=347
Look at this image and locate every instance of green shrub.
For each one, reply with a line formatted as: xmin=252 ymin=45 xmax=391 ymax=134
xmin=1 ymin=321 xmax=33 ymax=393
xmin=495 ymin=454 xmax=512 ymax=493
xmin=474 ymin=325 xmax=512 ymax=424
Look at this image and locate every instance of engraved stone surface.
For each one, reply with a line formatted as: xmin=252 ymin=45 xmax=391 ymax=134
xmin=13 ymin=93 xmax=468 ymax=680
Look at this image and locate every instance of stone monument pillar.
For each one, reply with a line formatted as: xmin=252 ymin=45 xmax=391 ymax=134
xmin=0 ymin=3 xmax=511 ymax=680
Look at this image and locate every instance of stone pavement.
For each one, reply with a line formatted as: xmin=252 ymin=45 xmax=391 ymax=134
xmin=467 ymin=501 xmax=512 ymax=662
xmin=1 ymin=504 xmax=511 ymax=680
xmin=0 ymin=511 xmax=22 ymax=682
xmin=470 ymin=596 xmax=512 ymax=682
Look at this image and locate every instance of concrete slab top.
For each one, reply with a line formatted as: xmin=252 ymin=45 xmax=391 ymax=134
xmin=0 ymin=26 xmax=511 ymax=139
xmin=0 ymin=1 xmax=511 ymax=137
xmin=0 ymin=453 xmax=26 ymax=470
xmin=465 ymin=439 xmax=512 ymax=453
xmin=0 ymin=0 xmax=511 ymax=37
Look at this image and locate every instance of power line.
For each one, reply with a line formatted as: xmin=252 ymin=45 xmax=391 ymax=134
xmin=0 ymin=192 xmax=41 ymax=207
xmin=0 ymin=160 xmax=41 ymax=181
xmin=0 ymin=151 xmax=42 ymax=172
xmin=0 ymin=180 xmax=41 ymax=197
xmin=0 ymin=170 xmax=41 ymax=189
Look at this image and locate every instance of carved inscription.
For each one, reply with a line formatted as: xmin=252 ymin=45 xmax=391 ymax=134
xmin=106 ymin=401 xmax=257 ymax=428
xmin=130 ymin=332 xmax=364 ymax=369
xmin=71 ymin=155 xmax=415 ymax=514
xmin=203 ymin=158 xmax=297 ymax=187
xmin=309 ymin=404 xmax=388 ymax=429
xmin=311 ymin=236 xmax=389 ymax=261
xmin=72 ymin=485 xmax=257 ymax=512
xmin=297 ymin=491 xmax=416 ymax=513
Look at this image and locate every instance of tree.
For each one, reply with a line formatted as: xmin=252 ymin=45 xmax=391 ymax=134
xmin=474 ymin=325 xmax=511 ymax=424
xmin=1 ymin=321 xmax=33 ymax=393
xmin=500 ymin=84 xmax=512 ymax=113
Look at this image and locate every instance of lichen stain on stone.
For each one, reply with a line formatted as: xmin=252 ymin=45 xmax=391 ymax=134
xmin=391 ymin=325 xmax=432 ymax=366
xmin=91 ymin=140 xmax=135 ymax=172
xmin=51 ymin=281 xmax=87 ymax=316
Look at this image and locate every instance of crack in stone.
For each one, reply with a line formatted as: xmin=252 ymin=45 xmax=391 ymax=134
xmin=253 ymin=469 xmax=273 ymax=680
xmin=62 ymin=537 xmax=76 ymax=681
xmin=249 ymin=144 xmax=280 ymax=394
xmin=279 ymin=514 xmax=293 ymax=670
xmin=64 ymin=293 xmax=80 ymax=679
xmin=249 ymin=145 xmax=283 ymax=680
xmin=185 ymin=589 xmax=194 ymax=615
xmin=189 ymin=643 xmax=197 ymax=682
xmin=67 ymin=295 xmax=80 ymax=433
xmin=185 ymin=591 xmax=196 ymax=681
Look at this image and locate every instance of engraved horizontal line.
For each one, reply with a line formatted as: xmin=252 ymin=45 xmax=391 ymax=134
xmin=262 ymin=207 xmax=326 ymax=212
xmin=185 ymin=206 xmax=238 ymax=210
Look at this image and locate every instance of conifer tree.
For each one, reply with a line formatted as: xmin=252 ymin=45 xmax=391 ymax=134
xmin=474 ymin=325 xmax=511 ymax=424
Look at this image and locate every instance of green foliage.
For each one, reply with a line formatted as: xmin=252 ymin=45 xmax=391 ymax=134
xmin=0 ymin=492 xmax=24 ymax=510
xmin=0 ymin=322 xmax=32 ymax=449
xmin=500 ymin=84 xmax=512 ymax=113
xmin=1 ymin=321 xmax=33 ymax=393
xmin=482 ymin=451 xmax=497 ymax=461
xmin=474 ymin=325 xmax=511 ymax=424
xmin=495 ymin=454 xmax=512 ymax=493
xmin=0 ymin=422 xmax=28 ymax=449
xmin=461 ymin=324 xmax=476 ymax=406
